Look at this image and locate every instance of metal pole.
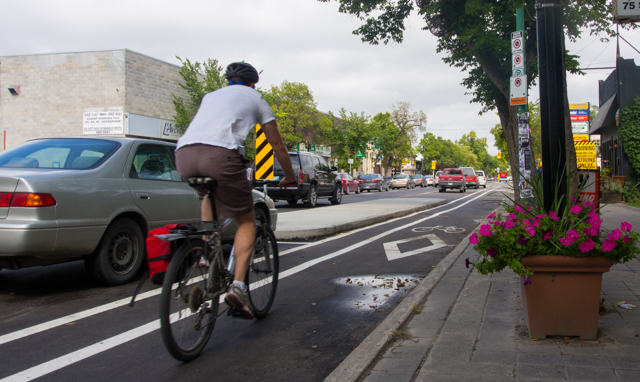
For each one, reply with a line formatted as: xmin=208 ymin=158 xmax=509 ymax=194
xmin=536 ymin=0 xmax=567 ymax=213
xmin=516 ymin=8 xmax=528 ymax=115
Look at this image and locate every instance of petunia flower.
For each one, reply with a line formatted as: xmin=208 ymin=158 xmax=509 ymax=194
xmin=624 ymin=235 xmax=632 ymax=244
xmin=589 ymin=218 xmax=602 ymax=229
xmin=515 ymin=205 xmax=524 ymax=213
xmin=609 ymin=229 xmax=623 ymax=241
xmin=560 ymin=237 xmax=573 ymax=246
xmin=583 ymin=227 xmax=598 ymax=236
xmin=469 ymin=233 xmax=478 ymax=245
xmin=602 ymin=238 xmax=617 ymax=252
xmin=505 ymin=220 xmax=515 ymax=229
xmin=527 ymin=206 xmax=533 ymax=212
xmin=549 ymin=211 xmax=559 ymax=221
xmin=543 ymin=230 xmax=553 ymax=241
xmin=570 ymin=205 xmax=582 ymax=214
xmin=588 ymin=211 xmax=599 ymax=220
xmin=526 ymin=227 xmax=536 ymax=237
xmin=621 ymin=222 xmax=632 ymax=232
xmin=517 ymin=234 xmax=530 ymax=245
xmin=487 ymin=212 xmax=496 ymax=220
xmin=579 ymin=239 xmax=595 ymax=253
xmin=536 ymin=214 xmax=548 ymax=219
xmin=508 ymin=213 xmax=517 ymax=221
xmin=480 ymin=224 xmax=492 ymax=237
xmin=465 ymin=258 xmax=471 ymax=268
xmin=567 ymin=229 xmax=580 ymax=241
xmin=523 ymin=276 xmax=532 ymax=285
xmin=486 ymin=247 xmax=498 ymax=258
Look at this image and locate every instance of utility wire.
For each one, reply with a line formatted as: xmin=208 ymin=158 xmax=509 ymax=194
xmin=585 ymin=40 xmax=612 ymax=68
xmin=619 ymin=35 xmax=640 ymax=55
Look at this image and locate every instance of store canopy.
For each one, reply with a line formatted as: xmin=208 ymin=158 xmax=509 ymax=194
xmin=589 ymin=94 xmax=617 ymax=135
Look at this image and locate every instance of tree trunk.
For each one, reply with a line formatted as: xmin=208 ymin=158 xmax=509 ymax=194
xmin=496 ymin=96 xmax=522 ymax=202
xmin=561 ymin=36 xmax=579 ymax=195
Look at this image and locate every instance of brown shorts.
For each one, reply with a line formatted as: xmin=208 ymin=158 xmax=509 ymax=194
xmin=176 ymin=144 xmax=253 ymax=219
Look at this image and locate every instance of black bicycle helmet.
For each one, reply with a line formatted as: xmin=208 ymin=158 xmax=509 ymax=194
xmin=225 ymin=62 xmax=259 ymax=84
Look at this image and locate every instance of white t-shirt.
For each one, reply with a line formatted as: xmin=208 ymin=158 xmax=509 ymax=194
xmin=176 ymin=85 xmax=275 ymax=151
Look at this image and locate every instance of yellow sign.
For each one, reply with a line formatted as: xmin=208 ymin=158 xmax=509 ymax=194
xmin=573 ymin=134 xmax=589 ymax=142
xmin=431 ymin=161 xmax=436 ymax=170
xmin=497 ymin=152 xmax=502 ymax=159
xmin=574 ymin=141 xmax=597 ymax=170
xmin=255 ymin=124 xmax=274 ymax=179
xmin=570 ymin=103 xmax=589 ymax=110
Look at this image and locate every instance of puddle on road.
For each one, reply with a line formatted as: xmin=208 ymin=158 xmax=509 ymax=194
xmin=333 ymin=274 xmax=423 ymax=313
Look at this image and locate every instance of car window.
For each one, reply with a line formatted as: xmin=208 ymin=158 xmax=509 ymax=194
xmin=461 ymin=168 xmax=475 ymax=176
xmin=394 ymin=175 xmax=406 ymax=179
xmin=130 ymin=144 xmax=180 ymax=181
xmin=443 ymin=169 xmax=462 ymax=175
xmin=0 ymin=138 xmax=120 ymax=169
xmin=316 ymin=156 xmax=330 ymax=171
xmin=477 ymin=171 xmax=485 ymax=176
xmin=274 ymin=154 xmax=301 ymax=173
xmin=361 ymin=174 xmax=377 ymax=179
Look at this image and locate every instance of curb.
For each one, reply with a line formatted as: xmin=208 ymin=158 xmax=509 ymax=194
xmin=323 ymin=204 xmax=503 ymax=382
xmin=275 ymin=200 xmax=448 ymax=241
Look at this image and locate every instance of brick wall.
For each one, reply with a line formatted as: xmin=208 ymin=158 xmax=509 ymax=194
xmin=0 ymin=51 xmax=126 ymax=149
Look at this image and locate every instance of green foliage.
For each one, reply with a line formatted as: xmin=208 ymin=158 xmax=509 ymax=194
xmin=329 ymin=109 xmax=374 ymax=170
xmin=369 ymin=112 xmax=402 ymax=173
xmin=172 ymin=57 xmax=226 ymax=134
xmin=619 ymin=97 xmax=640 ymax=175
xmin=623 ymin=182 xmax=640 ymax=204
xmin=262 ymin=81 xmax=331 ymax=150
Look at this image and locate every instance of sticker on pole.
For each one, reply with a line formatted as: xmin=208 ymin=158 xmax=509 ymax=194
xmin=510 ymin=75 xmax=527 ymax=105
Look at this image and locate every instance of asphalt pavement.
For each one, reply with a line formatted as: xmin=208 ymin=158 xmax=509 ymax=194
xmin=325 ymin=203 xmax=640 ymax=382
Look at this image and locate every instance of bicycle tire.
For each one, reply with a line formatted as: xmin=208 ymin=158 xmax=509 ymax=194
xmin=247 ymin=225 xmax=279 ymax=318
xmin=160 ymin=239 xmax=219 ymax=362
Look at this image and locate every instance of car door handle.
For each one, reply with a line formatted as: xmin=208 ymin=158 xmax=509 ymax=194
xmin=137 ymin=193 xmax=150 ymax=200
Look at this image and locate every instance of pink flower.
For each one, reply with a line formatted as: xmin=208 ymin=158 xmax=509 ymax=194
xmin=570 ymin=195 xmax=576 ymax=202
xmin=570 ymin=205 xmax=582 ymax=214
xmin=583 ymin=227 xmax=598 ymax=236
xmin=480 ymin=224 xmax=492 ymax=237
xmin=469 ymin=233 xmax=478 ymax=245
xmin=624 ymin=235 xmax=632 ymax=244
xmin=621 ymin=222 xmax=632 ymax=232
xmin=549 ymin=211 xmax=559 ymax=221
xmin=560 ymin=238 xmax=573 ymax=246
xmin=602 ymin=238 xmax=617 ymax=252
xmin=505 ymin=220 xmax=514 ymax=229
xmin=579 ymin=239 xmax=595 ymax=253
xmin=588 ymin=211 xmax=599 ymax=220
xmin=486 ymin=247 xmax=498 ymax=258
xmin=526 ymin=226 xmax=536 ymax=237
xmin=522 ymin=219 xmax=531 ymax=227
xmin=609 ymin=229 xmax=623 ymax=240
xmin=536 ymin=214 xmax=548 ymax=219
xmin=567 ymin=229 xmax=580 ymax=241
xmin=527 ymin=206 xmax=533 ymax=212
xmin=487 ymin=212 xmax=496 ymax=219
xmin=508 ymin=213 xmax=517 ymax=221
xmin=543 ymin=230 xmax=553 ymax=241
xmin=589 ymin=218 xmax=602 ymax=229
xmin=515 ymin=205 xmax=524 ymax=213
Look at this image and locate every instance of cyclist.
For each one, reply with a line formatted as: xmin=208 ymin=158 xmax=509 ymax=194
xmin=175 ymin=62 xmax=296 ymax=319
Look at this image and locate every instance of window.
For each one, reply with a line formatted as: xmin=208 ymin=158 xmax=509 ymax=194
xmin=443 ymin=169 xmax=462 ymax=175
xmin=130 ymin=145 xmax=180 ymax=181
xmin=317 ymin=156 xmax=330 ymax=171
xmin=0 ymin=138 xmax=120 ymax=169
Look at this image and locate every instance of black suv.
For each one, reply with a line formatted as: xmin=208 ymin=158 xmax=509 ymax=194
xmin=255 ymin=152 xmax=342 ymax=208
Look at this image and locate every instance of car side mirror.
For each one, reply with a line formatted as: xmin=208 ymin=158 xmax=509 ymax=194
xmin=331 ymin=166 xmax=338 ymax=172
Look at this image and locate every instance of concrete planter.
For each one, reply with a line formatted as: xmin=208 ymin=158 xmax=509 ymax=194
xmin=602 ymin=192 xmax=622 ymax=204
xmin=520 ymin=255 xmax=615 ymax=340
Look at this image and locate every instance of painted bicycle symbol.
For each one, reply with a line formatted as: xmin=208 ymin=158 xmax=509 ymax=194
xmin=411 ymin=225 xmax=466 ymax=234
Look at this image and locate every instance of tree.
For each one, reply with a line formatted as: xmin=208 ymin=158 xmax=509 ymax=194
xmin=320 ymin=0 xmax=616 ymax=199
xmin=330 ymin=109 xmax=374 ymax=170
xmin=619 ymin=97 xmax=640 ymax=178
xmin=262 ymin=81 xmax=330 ymax=150
xmin=369 ymin=112 xmax=401 ymax=175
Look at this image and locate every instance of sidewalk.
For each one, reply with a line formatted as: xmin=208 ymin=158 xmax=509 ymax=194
xmin=327 ymin=203 xmax=640 ymax=382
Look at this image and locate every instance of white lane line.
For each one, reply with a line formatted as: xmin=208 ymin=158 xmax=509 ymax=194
xmin=0 ymin=186 xmax=502 ymax=348
xmin=0 ymin=188 xmax=497 ymax=382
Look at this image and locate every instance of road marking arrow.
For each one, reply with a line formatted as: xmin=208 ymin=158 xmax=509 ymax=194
xmin=383 ymin=234 xmax=448 ymax=261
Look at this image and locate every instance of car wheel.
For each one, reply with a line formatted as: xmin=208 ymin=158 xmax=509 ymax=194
xmin=287 ymin=197 xmax=298 ymax=205
xmin=255 ymin=207 xmax=268 ymax=226
xmin=303 ymin=184 xmax=318 ymax=208
xmin=439 ymin=187 xmax=444 ymax=193
xmin=85 ymin=218 xmax=145 ymax=286
xmin=355 ymin=185 xmax=360 ymax=194
xmin=385 ymin=185 xmax=389 ymax=191
xmin=330 ymin=183 xmax=342 ymax=205
xmin=367 ymin=190 xmax=371 ymax=192
xmin=483 ymin=185 xmax=486 ymax=188
xmin=346 ymin=184 xmax=350 ymax=195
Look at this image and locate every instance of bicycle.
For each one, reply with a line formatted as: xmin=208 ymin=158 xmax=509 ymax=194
xmin=157 ymin=177 xmax=279 ymax=362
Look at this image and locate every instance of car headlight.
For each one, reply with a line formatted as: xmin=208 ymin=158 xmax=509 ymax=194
xmin=266 ymin=195 xmax=275 ymax=209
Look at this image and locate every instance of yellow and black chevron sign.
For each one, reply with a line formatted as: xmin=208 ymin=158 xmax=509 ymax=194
xmin=255 ymin=124 xmax=274 ymax=179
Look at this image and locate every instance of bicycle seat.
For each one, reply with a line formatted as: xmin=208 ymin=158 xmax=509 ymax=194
xmin=188 ymin=177 xmax=218 ymax=188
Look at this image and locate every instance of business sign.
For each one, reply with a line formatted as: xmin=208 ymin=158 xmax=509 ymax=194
xmin=574 ymin=141 xmax=597 ymax=170
xmin=577 ymin=170 xmax=599 ymax=206
xmin=573 ymin=134 xmax=589 ymax=142
xmin=510 ymin=75 xmax=527 ymax=105
xmin=614 ymin=0 xmax=640 ymax=23
xmin=570 ymin=103 xmax=589 ymax=110
xmin=83 ymin=108 xmax=124 ymax=135
xmin=511 ymin=31 xmax=523 ymax=53
xmin=572 ymin=122 xmax=589 ymax=133
xmin=571 ymin=115 xmax=589 ymax=122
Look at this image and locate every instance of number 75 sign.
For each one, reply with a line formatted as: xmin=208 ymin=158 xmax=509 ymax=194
xmin=614 ymin=0 xmax=640 ymax=23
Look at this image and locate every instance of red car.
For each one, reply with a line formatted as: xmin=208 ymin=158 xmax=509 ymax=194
xmin=439 ymin=168 xmax=467 ymax=193
xmin=338 ymin=173 xmax=360 ymax=194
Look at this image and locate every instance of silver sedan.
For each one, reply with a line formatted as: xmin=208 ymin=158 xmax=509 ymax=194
xmin=0 ymin=137 xmax=277 ymax=285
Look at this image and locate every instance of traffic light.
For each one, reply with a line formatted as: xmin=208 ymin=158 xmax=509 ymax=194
xmin=497 ymin=152 xmax=502 ymax=159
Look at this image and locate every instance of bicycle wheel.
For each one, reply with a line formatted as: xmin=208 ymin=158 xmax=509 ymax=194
xmin=247 ymin=225 xmax=279 ymax=318
xmin=160 ymin=239 xmax=219 ymax=362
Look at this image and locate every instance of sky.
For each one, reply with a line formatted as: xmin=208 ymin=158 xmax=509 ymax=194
xmin=1 ymin=0 xmax=639 ymax=156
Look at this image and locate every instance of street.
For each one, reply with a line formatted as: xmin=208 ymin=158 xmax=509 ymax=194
xmin=0 ymin=183 xmax=509 ymax=382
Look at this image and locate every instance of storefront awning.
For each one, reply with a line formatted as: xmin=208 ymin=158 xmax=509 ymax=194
xmin=589 ymin=95 xmax=617 ymax=134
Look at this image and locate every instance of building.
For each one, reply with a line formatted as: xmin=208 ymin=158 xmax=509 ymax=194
xmin=590 ymin=57 xmax=640 ymax=182
xmin=0 ymin=49 xmax=188 ymax=150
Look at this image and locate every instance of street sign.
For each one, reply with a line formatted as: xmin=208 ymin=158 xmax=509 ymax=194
xmin=577 ymin=170 xmax=600 ymax=205
xmin=512 ymin=53 xmax=524 ymax=69
xmin=571 ymin=122 xmax=589 ymax=133
xmin=614 ymin=0 xmax=640 ymax=23
xmin=512 ymin=68 xmax=524 ymax=77
xmin=574 ymin=141 xmax=597 ymax=169
xmin=510 ymin=75 xmax=527 ymax=105
xmin=347 ymin=158 xmax=354 ymax=164
xmin=431 ymin=161 xmax=436 ymax=170
xmin=255 ymin=124 xmax=274 ymax=180
xmin=511 ymin=31 xmax=524 ymax=54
